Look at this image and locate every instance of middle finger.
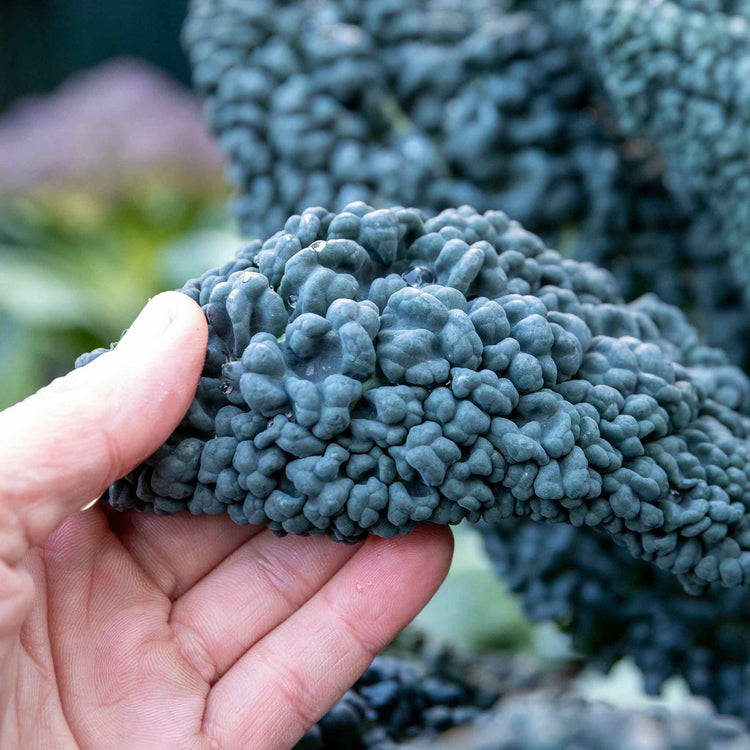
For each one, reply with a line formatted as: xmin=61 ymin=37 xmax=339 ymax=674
xmin=167 ymin=530 xmax=360 ymax=683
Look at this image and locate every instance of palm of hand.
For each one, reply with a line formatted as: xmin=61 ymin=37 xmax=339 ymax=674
xmin=9 ymin=509 xmax=447 ymax=749
xmin=0 ymin=294 xmax=451 ymax=750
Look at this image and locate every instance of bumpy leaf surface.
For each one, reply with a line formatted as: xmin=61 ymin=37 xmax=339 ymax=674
xmin=79 ymin=203 xmax=750 ymax=594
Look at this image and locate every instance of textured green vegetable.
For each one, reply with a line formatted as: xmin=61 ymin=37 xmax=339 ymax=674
xmin=78 ymin=203 xmax=750 ymax=594
xmin=182 ymin=0 xmax=750 ymax=367
xmin=552 ymin=0 xmax=750 ymax=299
xmin=482 ymin=518 xmax=750 ymax=722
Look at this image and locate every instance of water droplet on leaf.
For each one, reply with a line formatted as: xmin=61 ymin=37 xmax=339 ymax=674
xmin=288 ymin=294 xmax=298 ymax=309
xmin=401 ymin=266 xmax=435 ymax=287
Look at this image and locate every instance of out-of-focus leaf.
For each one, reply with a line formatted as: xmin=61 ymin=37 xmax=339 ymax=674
xmin=414 ymin=527 xmax=533 ymax=651
xmin=572 ymin=658 xmax=691 ymax=710
xmin=0 ymin=249 xmax=93 ymax=327
xmin=157 ymin=228 xmax=244 ymax=288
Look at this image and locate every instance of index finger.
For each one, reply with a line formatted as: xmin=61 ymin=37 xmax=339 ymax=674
xmin=0 ymin=292 xmax=207 ymax=566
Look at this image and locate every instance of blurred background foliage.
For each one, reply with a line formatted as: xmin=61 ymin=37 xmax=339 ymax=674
xmin=0 ymin=0 xmax=232 ymax=410
xmin=1 ymin=0 xmax=190 ymax=110
xmin=0 ymin=56 xmax=238 ymax=410
xmin=0 ymin=185 xmax=238 ymax=408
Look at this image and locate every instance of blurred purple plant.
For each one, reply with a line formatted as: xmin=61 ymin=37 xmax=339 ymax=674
xmin=0 ymin=57 xmax=225 ymax=196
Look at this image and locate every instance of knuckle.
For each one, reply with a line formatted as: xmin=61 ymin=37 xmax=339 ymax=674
xmin=170 ymin=616 xmax=220 ymax=685
xmin=252 ymin=546 xmax=307 ymax=613
xmin=256 ymin=645 xmax=320 ymax=731
xmin=319 ymin=588 xmax=382 ymax=661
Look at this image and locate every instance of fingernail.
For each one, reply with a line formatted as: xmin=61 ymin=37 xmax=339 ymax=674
xmin=116 ymin=293 xmax=179 ymax=350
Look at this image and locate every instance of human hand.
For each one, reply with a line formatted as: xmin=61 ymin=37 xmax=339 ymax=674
xmin=0 ymin=293 xmax=453 ymax=749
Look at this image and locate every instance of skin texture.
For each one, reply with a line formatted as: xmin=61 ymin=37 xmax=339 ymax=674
xmin=0 ymin=292 xmax=453 ymax=750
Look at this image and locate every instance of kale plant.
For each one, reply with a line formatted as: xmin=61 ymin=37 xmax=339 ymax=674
xmin=302 ymin=633 xmax=750 ymax=748
xmin=182 ymin=0 xmax=750 ymax=367
xmin=482 ymin=519 xmax=750 ymax=723
xmin=297 ymin=635 xmax=511 ymax=749
xmin=78 ymin=203 xmax=750 ymax=596
xmin=420 ymin=690 xmax=750 ymax=749
xmin=550 ymin=0 xmax=750 ymax=300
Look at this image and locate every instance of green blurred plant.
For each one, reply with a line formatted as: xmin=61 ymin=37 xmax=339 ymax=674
xmin=0 ymin=181 xmax=239 ymax=409
xmin=414 ymin=526 xmax=534 ymax=653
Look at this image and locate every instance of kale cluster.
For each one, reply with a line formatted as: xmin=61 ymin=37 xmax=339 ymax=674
xmin=182 ymin=0 xmax=750 ymax=368
xmin=552 ymin=0 xmax=750 ymax=301
xmin=182 ymin=0 xmax=597 ymax=238
xmin=296 ymin=636 xmax=508 ymax=749
xmin=78 ymin=203 xmax=750 ymax=595
xmin=482 ymin=518 xmax=750 ymax=723
xmin=421 ymin=692 xmax=750 ymax=750
xmin=300 ymin=635 xmax=750 ymax=748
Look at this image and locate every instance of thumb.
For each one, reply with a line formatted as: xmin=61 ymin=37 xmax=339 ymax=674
xmin=0 ymin=291 xmax=207 ymax=566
